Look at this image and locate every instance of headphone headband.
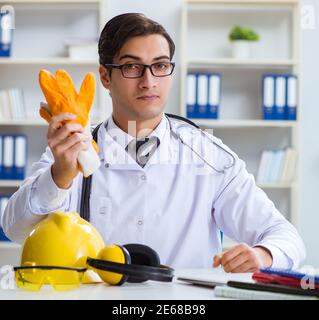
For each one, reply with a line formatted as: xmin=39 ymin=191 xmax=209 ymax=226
xmin=86 ymin=257 xmax=174 ymax=282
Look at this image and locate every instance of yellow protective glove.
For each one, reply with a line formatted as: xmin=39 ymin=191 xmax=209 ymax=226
xmin=39 ymin=69 xmax=100 ymax=177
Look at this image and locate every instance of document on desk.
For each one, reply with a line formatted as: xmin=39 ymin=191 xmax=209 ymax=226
xmin=176 ymin=268 xmax=254 ymax=288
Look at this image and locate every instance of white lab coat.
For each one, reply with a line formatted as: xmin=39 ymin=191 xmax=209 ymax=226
xmin=1 ymin=115 xmax=306 ymax=269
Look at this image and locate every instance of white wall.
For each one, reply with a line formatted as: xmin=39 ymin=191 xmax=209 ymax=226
xmin=300 ymin=0 xmax=319 ymax=267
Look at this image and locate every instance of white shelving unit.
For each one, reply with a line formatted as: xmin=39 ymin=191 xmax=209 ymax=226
xmin=187 ymin=58 xmax=298 ymax=68
xmin=0 ymin=58 xmax=100 ymax=65
xmin=0 ymin=0 xmax=108 ymax=249
xmin=0 ymin=180 xmax=23 ymax=188
xmin=194 ymin=119 xmax=298 ymax=128
xmin=180 ymin=0 xmax=301 ymax=249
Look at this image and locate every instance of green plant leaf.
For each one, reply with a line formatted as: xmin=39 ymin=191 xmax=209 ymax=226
xmin=229 ymin=25 xmax=260 ymax=42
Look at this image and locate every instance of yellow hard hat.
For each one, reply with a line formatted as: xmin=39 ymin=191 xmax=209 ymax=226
xmin=20 ymin=211 xmax=105 ymax=283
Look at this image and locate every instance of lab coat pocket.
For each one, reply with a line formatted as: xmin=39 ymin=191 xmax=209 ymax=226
xmin=91 ymin=196 xmax=113 ymax=239
xmin=98 ymin=196 xmax=112 ymax=216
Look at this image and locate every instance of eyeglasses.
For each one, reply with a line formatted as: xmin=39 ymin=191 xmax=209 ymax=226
xmin=14 ymin=266 xmax=87 ymax=291
xmin=104 ymin=62 xmax=175 ymax=78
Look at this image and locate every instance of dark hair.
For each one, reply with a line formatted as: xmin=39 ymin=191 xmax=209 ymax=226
xmin=98 ymin=13 xmax=175 ymax=66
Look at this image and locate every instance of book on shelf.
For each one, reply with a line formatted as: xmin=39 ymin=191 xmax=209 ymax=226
xmin=0 ymin=196 xmax=10 ymax=241
xmin=0 ymin=88 xmax=26 ymax=120
xmin=64 ymin=37 xmax=99 ymax=61
xmin=0 ymin=134 xmax=27 ymax=180
xmin=0 ymin=10 xmax=13 ymax=57
xmin=256 ymin=148 xmax=297 ymax=184
xmin=186 ymin=72 xmax=221 ymax=120
xmin=262 ymin=74 xmax=297 ymax=121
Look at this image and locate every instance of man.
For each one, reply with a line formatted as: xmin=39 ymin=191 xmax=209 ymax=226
xmin=2 ymin=13 xmax=305 ymax=271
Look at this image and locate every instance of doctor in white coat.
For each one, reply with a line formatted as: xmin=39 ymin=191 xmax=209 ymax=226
xmin=2 ymin=13 xmax=305 ymax=271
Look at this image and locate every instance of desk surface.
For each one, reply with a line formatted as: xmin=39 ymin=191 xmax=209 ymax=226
xmin=0 ymin=268 xmax=253 ymax=300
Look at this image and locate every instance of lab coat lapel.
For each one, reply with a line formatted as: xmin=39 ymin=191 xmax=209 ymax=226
xmin=146 ymin=123 xmax=173 ymax=166
xmin=97 ymin=122 xmax=141 ymax=170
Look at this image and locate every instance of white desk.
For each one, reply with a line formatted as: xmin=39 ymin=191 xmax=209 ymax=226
xmin=0 ymin=268 xmax=253 ymax=300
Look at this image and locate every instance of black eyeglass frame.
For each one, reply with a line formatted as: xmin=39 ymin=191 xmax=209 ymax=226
xmin=104 ymin=62 xmax=175 ymax=78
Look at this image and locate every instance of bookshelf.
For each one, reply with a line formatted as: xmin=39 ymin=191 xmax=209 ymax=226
xmin=0 ymin=58 xmax=100 ymax=65
xmin=0 ymin=0 xmax=108 ymax=249
xmin=194 ymin=119 xmax=297 ymax=128
xmin=180 ymin=0 xmax=301 ymax=249
xmin=0 ymin=180 xmax=23 ymax=188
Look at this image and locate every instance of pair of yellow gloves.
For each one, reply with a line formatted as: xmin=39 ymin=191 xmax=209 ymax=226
xmin=39 ymin=70 xmax=100 ymax=177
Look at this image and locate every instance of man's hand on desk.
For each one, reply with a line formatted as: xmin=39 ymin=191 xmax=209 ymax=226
xmin=212 ymin=243 xmax=273 ymax=273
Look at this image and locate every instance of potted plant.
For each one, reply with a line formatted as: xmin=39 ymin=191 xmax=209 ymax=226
xmin=229 ymin=25 xmax=260 ymax=59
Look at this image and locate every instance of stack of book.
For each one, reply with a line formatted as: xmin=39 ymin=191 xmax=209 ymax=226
xmin=214 ymin=267 xmax=319 ymax=300
xmin=216 ymin=267 xmax=319 ymax=300
xmin=253 ymin=268 xmax=319 ymax=290
xmin=178 ymin=268 xmax=319 ymax=300
xmin=0 ymin=89 xmax=25 ymax=120
xmin=257 ymin=148 xmax=297 ymax=184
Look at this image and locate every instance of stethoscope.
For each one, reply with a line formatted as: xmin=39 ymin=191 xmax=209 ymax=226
xmin=80 ymin=113 xmax=236 ymax=221
xmin=166 ymin=113 xmax=235 ymax=174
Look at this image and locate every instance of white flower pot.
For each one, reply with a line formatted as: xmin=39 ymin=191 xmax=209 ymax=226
xmin=231 ymin=40 xmax=252 ymax=59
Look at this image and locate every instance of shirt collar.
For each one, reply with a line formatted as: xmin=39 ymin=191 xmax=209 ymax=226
xmin=97 ymin=114 xmax=172 ymax=169
xmin=106 ymin=113 xmax=167 ymax=150
xmin=106 ymin=115 xmax=134 ymax=150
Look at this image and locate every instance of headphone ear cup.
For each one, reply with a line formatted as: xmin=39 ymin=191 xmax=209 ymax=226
xmin=95 ymin=245 xmax=131 ymax=286
xmin=123 ymin=244 xmax=160 ymax=283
